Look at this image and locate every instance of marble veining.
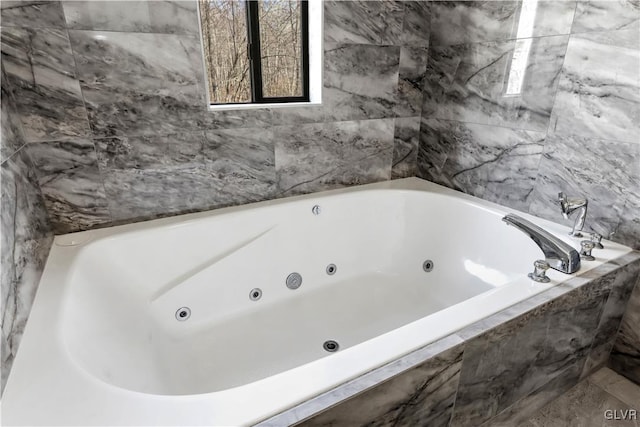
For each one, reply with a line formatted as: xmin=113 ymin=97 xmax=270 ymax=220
xmin=422 ymin=35 xmax=569 ymax=132
xmin=395 ymin=46 xmax=429 ymax=118
xmin=274 ymin=119 xmax=394 ymax=196
xmin=324 ymin=43 xmax=400 ymax=122
xmin=95 ymin=129 xmax=276 ymax=222
xmin=1 ymin=70 xmax=24 ymax=163
xmin=450 ymin=284 xmax=609 ymax=426
xmin=323 ymin=0 xmax=404 ymax=45
xmin=550 ymin=29 xmax=640 ymax=144
xmin=418 ymin=119 xmax=545 ymax=211
xmin=572 ymin=0 xmax=640 ymax=34
xmin=1 ymin=150 xmax=52 ymax=395
xmin=401 ymin=1 xmax=431 ymax=47
xmin=69 ymin=30 xmax=205 ymax=137
xmin=610 ymin=280 xmax=640 ymax=385
xmin=528 ymin=135 xmax=640 ymax=242
xmin=392 ymin=116 xmax=421 ymax=179
xmin=429 ymin=1 xmax=576 ymax=47
xmin=1 ymin=26 xmax=91 ymax=142
xmin=25 ymin=140 xmax=111 ymax=233
xmin=62 ymin=1 xmax=199 ymax=35
xmin=590 ymin=367 xmax=640 ymax=409
xmin=0 ymin=1 xmax=66 ymax=29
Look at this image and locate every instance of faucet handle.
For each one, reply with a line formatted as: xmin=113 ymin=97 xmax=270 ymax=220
xmin=580 ymin=241 xmax=596 ymax=261
xmin=589 ymin=232 xmax=604 ymax=249
xmin=558 ymin=192 xmax=569 ymax=217
xmin=528 ymin=260 xmax=551 ymax=283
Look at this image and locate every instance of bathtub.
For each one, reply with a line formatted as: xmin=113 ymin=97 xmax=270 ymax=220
xmin=2 ymin=178 xmax=632 ymax=426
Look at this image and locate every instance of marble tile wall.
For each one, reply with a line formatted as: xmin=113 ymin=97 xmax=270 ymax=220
xmin=1 ymin=66 xmax=53 ymax=394
xmin=0 ymin=0 xmax=431 ymax=234
xmin=416 ymin=0 xmax=640 ymax=388
xmin=259 ymin=253 xmax=640 ymax=427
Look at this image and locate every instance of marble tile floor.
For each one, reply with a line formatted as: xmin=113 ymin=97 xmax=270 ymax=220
xmin=517 ymin=368 xmax=640 ymax=427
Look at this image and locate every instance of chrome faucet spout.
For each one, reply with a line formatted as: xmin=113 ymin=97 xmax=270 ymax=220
xmin=558 ymin=192 xmax=588 ymax=237
xmin=502 ymin=213 xmax=581 ymax=274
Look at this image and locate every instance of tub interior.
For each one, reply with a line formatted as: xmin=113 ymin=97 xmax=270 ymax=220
xmin=61 ymin=190 xmax=542 ymax=395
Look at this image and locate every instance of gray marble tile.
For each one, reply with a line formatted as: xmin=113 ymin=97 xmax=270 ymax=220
xmin=450 ymin=284 xmax=607 ymax=426
xmin=1 ymin=69 xmax=25 ymax=163
xmin=482 ymin=363 xmax=585 ymax=427
xmin=423 ymin=35 xmax=569 ymax=132
xmin=418 ymin=119 xmax=545 ymax=212
xmin=203 ymin=108 xmax=275 ymax=130
xmin=573 ymin=1 xmax=640 ymax=34
xmin=298 ymin=344 xmax=463 ymax=427
xmin=97 ymin=128 xmax=276 ymax=222
xmin=269 ymin=105 xmax=325 ymax=126
xmin=429 ymin=1 xmax=576 ymax=47
xmin=610 ymin=280 xmax=640 ymax=385
xmin=62 ymin=1 xmax=199 ymax=35
xmin=1 ymin=27 xmax=91 ymax=142
xmin=324 ymin=43 xmax=400 ymax=122
xmin=1 ymin=149 xmax=53 ymax=394
xmin=528 ymin=135 xmax=640 ymax=242
xmin=550 ymin=29 xmax=640 ymax=144
xmin=94 ymin=132 xmax=203 ymax=171
xmin=523 ymin=379 xmax=639 ymax=426
xmin=69 ymin=30 xmax=205 ymax=138
xmin=25 ymin=140 xmax=112 ymax=233
xmin=392 ymin=116 xmax=421 ymax=179
xmin=617 ymin=193 xmax=640 ymax=250
xmin=0 ymin=1 xmax=66 ymax=28
xmin=401 ymin=1 xmax=431 ymax=47
xmin=590 ymin=367 xmax=640 ymax=410
xmin=323 ymin=0 xmax=404 ymax=45
xmin=274 ymin=119 xmax=394 ymax=196
xmin=590 ymin=262 xmax=640 ymax=354
xmin=583 ymin=339 xmax=617 ymax=380
xmin=395 ymin=46 xmax=428 ymax=118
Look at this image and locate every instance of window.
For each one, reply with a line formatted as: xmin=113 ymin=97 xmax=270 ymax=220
xmin=198 ymin=0 xmax=310 ymax=105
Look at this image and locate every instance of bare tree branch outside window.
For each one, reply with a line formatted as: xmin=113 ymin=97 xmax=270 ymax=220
xmin=199 ymin=0 xmax=304 ymax=104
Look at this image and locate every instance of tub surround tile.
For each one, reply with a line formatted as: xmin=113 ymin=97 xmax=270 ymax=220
xmin=572 ymin=1 xmax=640 ymax=34
xmin=69 ymin=30 xmax=205 ymax=138
xmin=274 ymin=119 xmax=394 ymax=196
xmin=0 ymin=1 xmax=66 ymax=29
xmin=204 ymin=108 xmax=275 ymax=130
xmin=479 ymin=363 xmax=586 ymax=427
xmin=550 ymin=29 xmax=640 ymax=144
xmin=395 ymin=46 xmax=429 ymax=118
xmin=0 ymin=27 xmax=92 ymax=142
xmin=392 ymin=117 xmax=421 ymax=179
xmin=1 ymin=150 xmax=53 ymax=394
xmin=62 ymin=1 xmax=199 ymax=35
xmin=296 ymin=344 xmax=463 ymax=427
xmin=429 ymin=1 xmax=576 ymax=47
xmin=417 ymin=119 xmax=545 ymax=212
xmin=1 ymin=70 xmax=25 ymax=163
xmin=323 ymin=0 xmax=404 ymax=45
xmin=450 ymin=284 xmax=608 ymax=426
xmin=270 ymin=105 xmax=326 ymax=126
xmin=610 ymin=279 xmax=640 ymax=385
xmin=25 ymin=140 xmax=111 ymax=234
xmin=528 ymin=135 xmax=640 ymax=241
xmin=96 ymin=129 xmax=276 ymax=223
xmin=401 ymin=1 xmax=431 ymax=47
xmin=257 ymin=335 xmax=464 ymax=427
xmin=324 ymin=43 xmax=400 ymax=122
xmin=422 ymin=35 xmax=569 ymax=132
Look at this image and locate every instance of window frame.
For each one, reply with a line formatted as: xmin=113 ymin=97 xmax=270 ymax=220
xmin=203 ymin=0 xmax=310 ymax=107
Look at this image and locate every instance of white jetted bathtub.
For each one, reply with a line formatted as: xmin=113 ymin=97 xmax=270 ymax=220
xmin=3 ymin=178 xmax=632 ymax=426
